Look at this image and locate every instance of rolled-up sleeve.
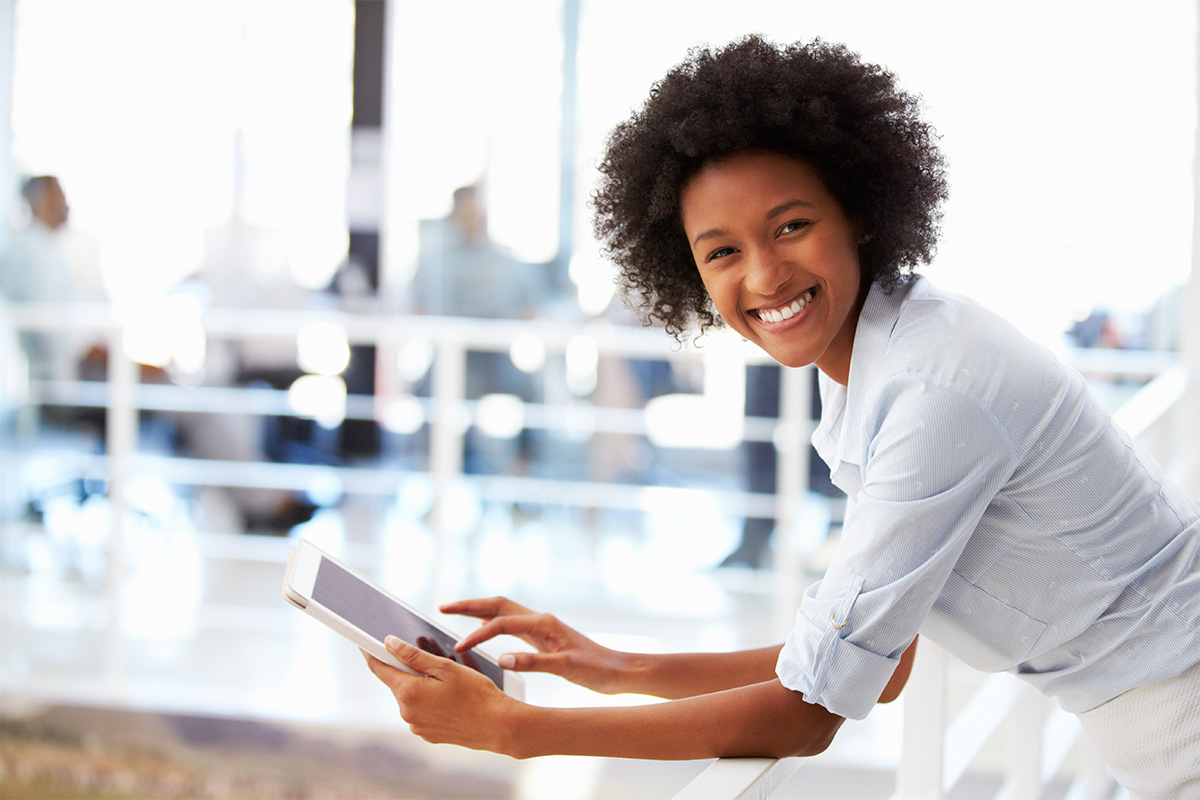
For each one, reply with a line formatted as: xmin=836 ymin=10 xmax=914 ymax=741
xmin=777 ymin=572 xmax=903 ymax=720
xmin=777 ymin=374 xmax=1019 ymax=719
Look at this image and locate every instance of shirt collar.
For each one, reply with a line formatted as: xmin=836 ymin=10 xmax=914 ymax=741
xmin=823 ymin=277 xmax=919 ymax=469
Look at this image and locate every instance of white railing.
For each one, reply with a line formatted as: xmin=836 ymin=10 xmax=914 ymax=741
xmin=1 ymin=300 xmax=804 ymax=500
xmin=889 ymin=643 xmax=1114 ymax=800
xmin=672 ymin=757 xmax=804 ymax=800
xmin=2 ymin=300 xmax=815 ymax=637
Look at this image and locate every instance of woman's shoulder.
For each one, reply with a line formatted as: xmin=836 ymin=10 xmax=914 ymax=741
xmin=862 ymin=278 xmax=1081 ymax=412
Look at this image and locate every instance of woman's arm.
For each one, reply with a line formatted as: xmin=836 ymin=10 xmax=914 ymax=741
xmin=366 ymin=639 xmax=845 ymax=760
xmin=616 ymin=646 xmax=783 ymax=699
xmin=590 ymin=635 xmax=916 ymax=702
xmin=445 ymin=597 xmax=918 ymax=701
xmin=444 ymin=597 xmax=781 ymax=698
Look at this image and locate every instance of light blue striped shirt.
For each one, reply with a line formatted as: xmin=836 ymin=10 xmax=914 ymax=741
xmin=776 ymin=278 xmax=1200 ymax=720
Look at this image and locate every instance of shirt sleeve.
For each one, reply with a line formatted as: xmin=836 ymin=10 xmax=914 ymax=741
xmin=777 ymin=372 xmax=1019 ymax=719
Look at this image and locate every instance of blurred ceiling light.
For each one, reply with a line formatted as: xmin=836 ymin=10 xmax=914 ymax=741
xmin=569 ymin=249 xmax=616 ymax=317
xmin=288 ymin=374 xmax=347 ymax=429
xmin=304 ymin=469 xmax=344 ymax=507
xmin=644 ymin=393 xmax=743 ymax=450
xmin=287 ymin=224 xmax=349 ymax=291
xmin=121 ymin=294 xmax=207 ymax=376
xmin=297 ymin=321 xmax=351 ymax=375
xmin=397 ymin=338 xmax=434 ymax=382
xmin=170 ymin=324 xmax=207 ymax=383
xmin=565 ymin=334 xmax=599 ymax=396
xmin=509 ymin=331 xmax=546 ymax=374
xmin=475 ymin=393 xmax=526 ymax=439
xmin=380 ymin=394 xmax=426 ymax=434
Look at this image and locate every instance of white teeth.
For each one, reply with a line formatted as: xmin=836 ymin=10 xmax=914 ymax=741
xmin=758 ymin=290 xmax=814 ymax=324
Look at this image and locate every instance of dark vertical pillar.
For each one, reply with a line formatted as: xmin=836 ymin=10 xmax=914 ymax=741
xmin=352 ymin=0 xmax=386 ymax=130
xmin=340 ymin=0 xmax=388 ymax=458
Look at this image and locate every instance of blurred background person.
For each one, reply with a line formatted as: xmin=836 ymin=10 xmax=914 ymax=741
xmin=412 ymin=184 xmax=544 ymax=475
xmin=0 ymin=175 xmax=103 ymax=393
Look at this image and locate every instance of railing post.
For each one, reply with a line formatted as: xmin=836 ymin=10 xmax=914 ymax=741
xmin=1000 ymin=682 xmax=1046 ymax=800
xmin=104 ymin=324 xmax=137 ymax=701
xmin=429 ymin=339 xmax=466 ymax=600
xmin=895 ymin=641 xmax=948 ymax=800
xmin=772 ymin=365 xmax=810 ymax=638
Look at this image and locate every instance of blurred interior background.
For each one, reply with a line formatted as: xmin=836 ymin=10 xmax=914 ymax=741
xmin=0 ymin=1 xmax=1197 ymax=798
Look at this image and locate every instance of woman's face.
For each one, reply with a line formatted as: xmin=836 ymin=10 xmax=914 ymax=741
xmin=680 ymin=150 xmax=866 ymax=383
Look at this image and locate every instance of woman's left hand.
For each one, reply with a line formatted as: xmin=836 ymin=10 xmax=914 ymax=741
xmin=363 ymin=636 xmax=523 ymax=755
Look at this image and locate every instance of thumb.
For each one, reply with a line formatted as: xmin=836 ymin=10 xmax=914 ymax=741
xmin=386 ymin=636 xmax=446 ymax=678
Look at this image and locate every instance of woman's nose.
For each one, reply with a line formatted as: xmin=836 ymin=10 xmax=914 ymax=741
xmin=743 ymin=249 xmax=790 ymax=296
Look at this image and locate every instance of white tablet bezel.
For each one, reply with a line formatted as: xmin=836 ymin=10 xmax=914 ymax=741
xmin=282 ymin=539 xmax=524 ymax=700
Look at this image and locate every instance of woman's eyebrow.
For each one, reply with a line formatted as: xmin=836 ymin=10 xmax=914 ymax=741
xmin=766 ymin=199 xmax=817 ymax=219
xmin=691 ymin=227 xmax=727 ymax=248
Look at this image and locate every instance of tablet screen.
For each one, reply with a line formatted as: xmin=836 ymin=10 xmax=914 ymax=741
xmin=312 ymin=556 xmax=503 ymax=688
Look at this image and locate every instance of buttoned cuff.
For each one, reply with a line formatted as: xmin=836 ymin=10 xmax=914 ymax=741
xmin=776 ymin=605 xmax=901 ymax=721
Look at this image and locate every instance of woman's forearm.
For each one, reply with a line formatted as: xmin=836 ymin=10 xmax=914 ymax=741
xmin=618 ymin=636 xmax=919 ymax=703
xmin=615 ymin=646 xmax=784 ymax=699
xmin=500 ymin=678 xmax=843 ymax=761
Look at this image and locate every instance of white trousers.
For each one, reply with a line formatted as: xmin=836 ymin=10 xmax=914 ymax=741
xmin=1076 ymin=658 xmax=1200 ymax=799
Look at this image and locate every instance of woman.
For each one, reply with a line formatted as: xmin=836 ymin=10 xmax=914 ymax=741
xmin=366 ymin=36 xmax=1199 ymax=796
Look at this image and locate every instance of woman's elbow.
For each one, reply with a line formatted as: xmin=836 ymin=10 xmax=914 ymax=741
xmin=774 ymin=709 xmax=844 ymax=758
xmin=764 ymin=725 xmax=839 ymax=758
xmin=878 ymin=636 xmax=919 ymax=704
xmin=784 ymin=732 xmax=836 ymax=758
xmin=737 ymin=681 xmax=846 ymax=759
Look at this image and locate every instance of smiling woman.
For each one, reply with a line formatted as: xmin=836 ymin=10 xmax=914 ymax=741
xmin=363 ymin=35 xmax=1200 ymax=796
xmin=680 ymin=151 xmax=866 ymax=379
xmin=593 ymin=36 xmax=947 ymax=344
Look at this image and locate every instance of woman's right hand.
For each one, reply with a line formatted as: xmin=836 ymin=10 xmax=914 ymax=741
xmin=443 ymin=596 xmax=634 ymax=695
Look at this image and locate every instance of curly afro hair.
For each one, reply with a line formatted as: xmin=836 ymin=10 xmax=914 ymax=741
xmin=592 ymin=35 xmax=948 ymax=340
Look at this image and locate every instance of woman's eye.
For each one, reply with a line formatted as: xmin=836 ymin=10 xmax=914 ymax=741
xmin=780 ymin=220 xmax=811 ymax=235
xmin=705 ymin=246 xmax=737 ymax=262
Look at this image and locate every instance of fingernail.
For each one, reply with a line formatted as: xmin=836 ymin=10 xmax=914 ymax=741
xmin=499 ymin=654 xmax=515 ymax=669
xmin=384 ymin=635 xmax=402 ymax=650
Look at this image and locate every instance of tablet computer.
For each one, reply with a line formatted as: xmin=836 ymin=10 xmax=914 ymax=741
xmin=282 ymin=538 xmax=524 ymax=699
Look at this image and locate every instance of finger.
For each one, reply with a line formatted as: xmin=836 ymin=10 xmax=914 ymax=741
xmin=454 ymin=614 xmax=549 ymax=652
xmin=362 ymin=648 xmax=420 ymax=688
xmin=386 ymin=635 xmax=450 ymax=678
xmin=440 ymin=596 xmax=532 ymax=619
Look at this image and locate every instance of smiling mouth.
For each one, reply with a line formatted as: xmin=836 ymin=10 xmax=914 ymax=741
xmin=752 ymin=287 xmax=817 ymax=323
